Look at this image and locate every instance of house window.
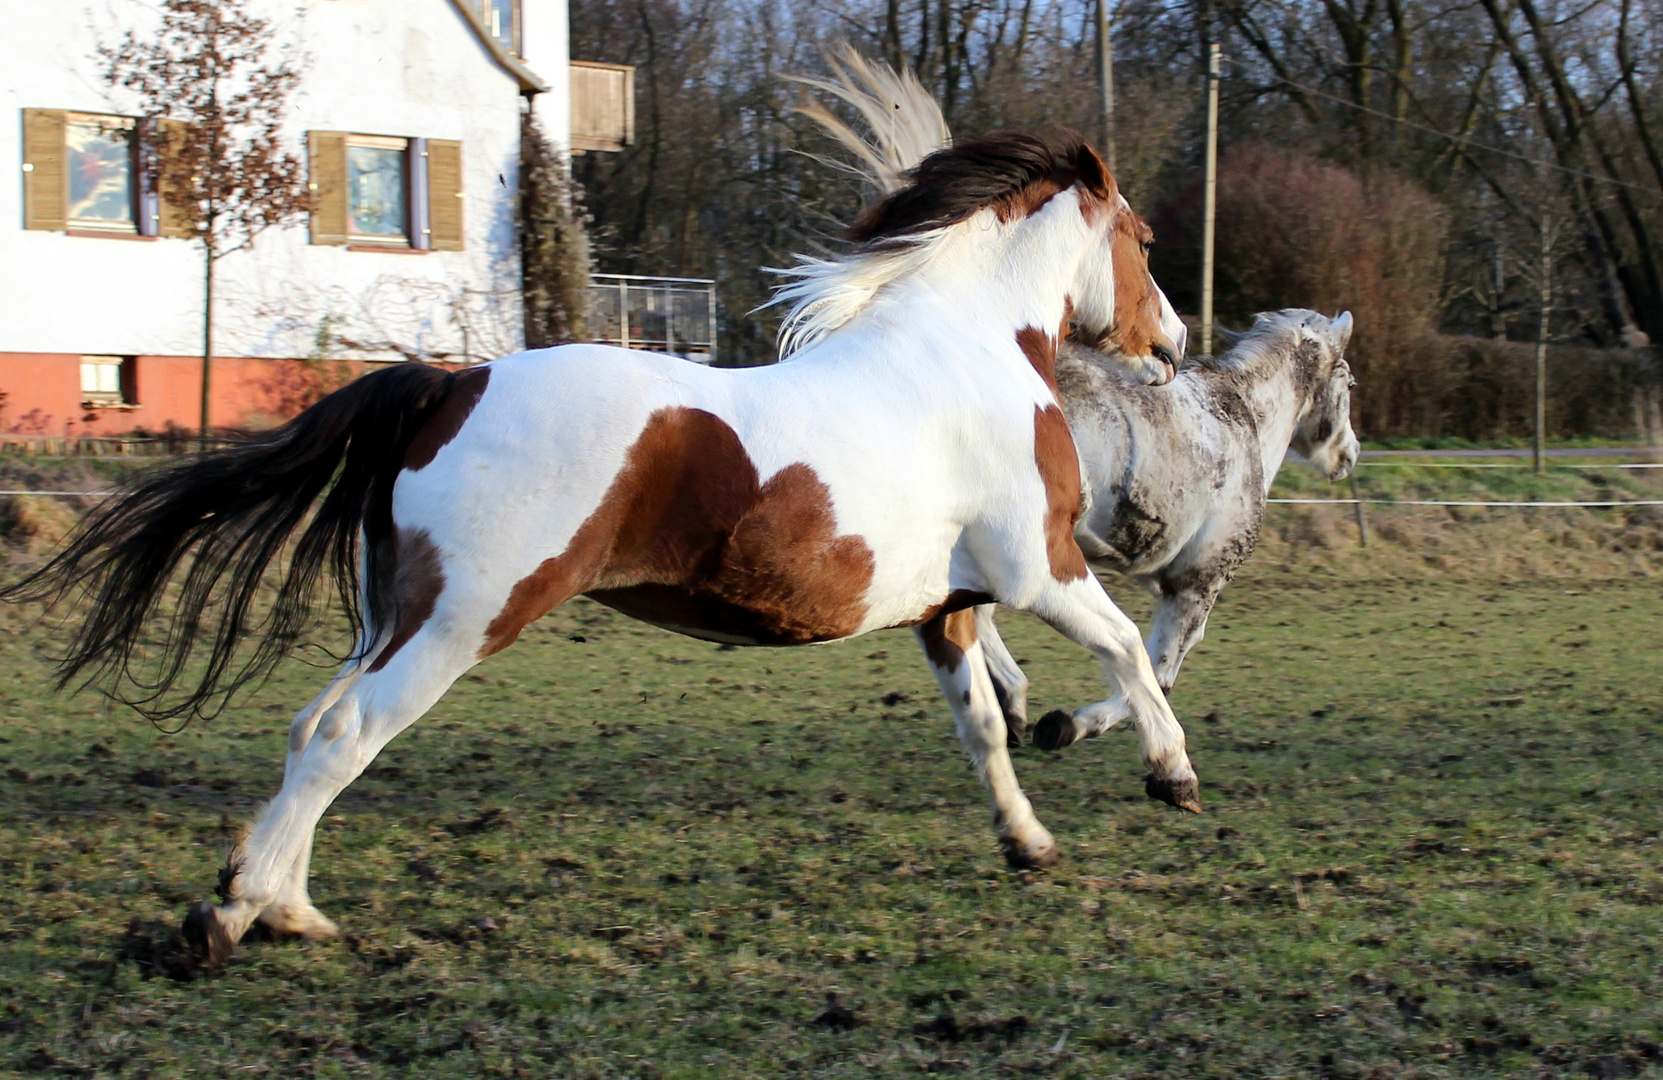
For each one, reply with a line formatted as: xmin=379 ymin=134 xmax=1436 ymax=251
xmin=81 ymin=356 xmax=137 ymax=407
xmin=482 ymin=0 xmax=520 ymax=55
xmin=346 ymin=135 xmax=409 ymax=244
xmin=65 ymin=114 xmax=137 ymax=231
xmin=309 ymin=131 xmax=463 ymax=251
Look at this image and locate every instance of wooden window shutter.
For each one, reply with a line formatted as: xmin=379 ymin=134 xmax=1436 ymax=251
xmin=307 ymin=130 xmax=349 ymax=245
xmin=22 ymin=109 xmax=67 ymax=230
xmin=427 ymin=139 xmax=464 ymax=251
xmin=155 ymin=119 xmax=195 ymax=239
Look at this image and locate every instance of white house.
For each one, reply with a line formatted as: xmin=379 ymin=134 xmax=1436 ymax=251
xmin=1 ymin=0 xmax=630 ymax=437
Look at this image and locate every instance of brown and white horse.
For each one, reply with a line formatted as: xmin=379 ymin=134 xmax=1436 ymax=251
xmin=7 ymin=129 xmax=1195 ymax=966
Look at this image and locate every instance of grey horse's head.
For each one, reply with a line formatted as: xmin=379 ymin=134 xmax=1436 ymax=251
xmin=1287 ymin=311 xmax=1360 ymax=481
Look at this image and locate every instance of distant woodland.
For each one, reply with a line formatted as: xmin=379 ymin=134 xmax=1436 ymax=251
xmin=568 ymin=0 xmax=1663 ymax=439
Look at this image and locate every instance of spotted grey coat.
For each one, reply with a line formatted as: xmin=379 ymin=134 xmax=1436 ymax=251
xmin=977 ymin=308 xmax=1361 ymax=751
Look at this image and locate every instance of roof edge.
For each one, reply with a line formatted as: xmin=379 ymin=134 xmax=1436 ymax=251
xmin=446 ymin=0 xmax=551 ymax=94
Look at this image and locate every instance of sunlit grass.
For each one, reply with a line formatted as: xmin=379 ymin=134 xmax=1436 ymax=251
xmin=1 ymin=568 xmax=1660 ymax=1077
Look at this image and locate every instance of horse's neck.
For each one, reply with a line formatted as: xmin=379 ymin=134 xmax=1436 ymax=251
xmin=843 ymin=204 xmax=1088 ymax=362
xmin=1212 ymin=347 xmax=1310 ymax=487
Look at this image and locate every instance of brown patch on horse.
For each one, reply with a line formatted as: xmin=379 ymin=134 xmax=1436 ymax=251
xmin=479 ymin=407 xmax=876 ymax=656
xmin=895 ymin=588 xmax=996 ymax=629
xmin=367 ymin=527 xmax=447 ymax=673
xmin=917 ymin=608 xmax=978 ymax=674
xmin=1104 ymin=210 xmax=1168 ymax=359
xmin=1034 ymin=405 xmax=1089 ymax=582
xmin=405 ymin=366 xmax=491 ymax=471
xmin=1017 ymin=325 xmax=1060 ymax=396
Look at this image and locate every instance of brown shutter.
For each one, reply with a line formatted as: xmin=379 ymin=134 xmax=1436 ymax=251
xmin=427 ymin=139 xmax=464 ymax=251
xmin=307 ymin=130 xmax=348 ymax=245
xmin=22 ymin=108 xmax=67 ymax=230
xmin=156 ymin=118 xmax=195 ymax=239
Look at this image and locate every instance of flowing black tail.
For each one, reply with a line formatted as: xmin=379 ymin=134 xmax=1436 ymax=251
xmin=0 ymin=362 xmax=461 ymax=724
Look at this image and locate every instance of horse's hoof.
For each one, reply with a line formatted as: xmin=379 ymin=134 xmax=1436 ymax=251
xmin=1144 ymin=772 xmax=1203 ymax=814
xmin=999 ymin=837 xmax=1061 ymax=870
xmin=1004 ymin=720 xmax=1025 ymax=749
xmin=181 ymin=901 xmax=238 ymax=968
xmin=256 ymin=902 xmax=340 ymax=942
xmin=1032 ymin=710 xmax=1078 ymax=751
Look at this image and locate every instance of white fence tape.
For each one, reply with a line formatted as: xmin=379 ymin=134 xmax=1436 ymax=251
xmin=1269 ymin=498 xmax=1663 ymax=507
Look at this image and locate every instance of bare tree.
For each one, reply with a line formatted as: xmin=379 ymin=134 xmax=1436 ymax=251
xmin=100 ymin=0 xmax=310 ymax=446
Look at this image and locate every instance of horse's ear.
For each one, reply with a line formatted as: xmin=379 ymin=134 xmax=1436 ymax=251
xmin=1331 ymin=311 xmax=1354 ymax=352
xmin=1074 ymin=143 xmax=1118 ymax=203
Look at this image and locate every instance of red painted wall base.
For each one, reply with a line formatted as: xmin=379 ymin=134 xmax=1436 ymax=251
xmin=0 ymin=353 xmax=455 ymax=437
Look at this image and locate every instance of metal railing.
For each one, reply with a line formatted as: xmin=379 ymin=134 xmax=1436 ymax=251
xmin=586 ymin=273 xmax=717 ymax=364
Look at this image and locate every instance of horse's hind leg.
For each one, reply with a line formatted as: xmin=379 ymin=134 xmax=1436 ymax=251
xmin=973 ymin=606 xmax=1030 ymax=747
xmin=915 ymin=611 xmax=1057 ymax=869
xmin=252 ymin=657 xmax=368 ymax=940
xmin=183 ymin=629 xmax=477 ymax=965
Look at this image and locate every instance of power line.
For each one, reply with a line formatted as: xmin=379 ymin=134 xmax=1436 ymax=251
xmin=1271 ymin=77 xmax=1663 ymax=198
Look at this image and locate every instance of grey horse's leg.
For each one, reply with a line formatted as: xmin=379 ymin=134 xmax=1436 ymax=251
xmin=1033 ymin=572 xmax=1230 ymax=752
xmin=1145 ymin=577 xmax=1229 ymax=693
xmin=973 ymin=605 xmax=1030 ymax=746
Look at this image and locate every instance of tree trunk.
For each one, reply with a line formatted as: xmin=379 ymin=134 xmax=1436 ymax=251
xmin=200 ymin=235 xmax=214 ymax=451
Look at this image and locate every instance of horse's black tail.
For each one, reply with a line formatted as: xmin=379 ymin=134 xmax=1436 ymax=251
xmin=0 ymin=362 xmax=461 ymax=725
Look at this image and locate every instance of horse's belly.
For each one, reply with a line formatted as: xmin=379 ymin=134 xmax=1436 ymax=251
xmin=585 ymin=584 xmax=853 ymax=646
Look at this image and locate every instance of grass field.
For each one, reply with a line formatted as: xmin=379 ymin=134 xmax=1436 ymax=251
xmin=2 ymin=559 xmax=1660 ymax=1079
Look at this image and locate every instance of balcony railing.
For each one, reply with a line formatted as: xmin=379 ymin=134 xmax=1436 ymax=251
xmin=586 ymin=273 xmax=717 ymax=364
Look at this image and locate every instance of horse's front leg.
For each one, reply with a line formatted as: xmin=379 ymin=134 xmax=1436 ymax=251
xmin=1021 ymin=576 xmax=1201 ymax=812
xmin=1145 ymin=577 xmax=1228 ymax=694
xmin=972 ymin=605 xmax=1030 ymax=747
xmin=914 ymin=611 xmax=1057 ymax=869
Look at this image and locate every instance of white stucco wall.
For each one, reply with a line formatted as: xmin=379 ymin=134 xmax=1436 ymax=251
xmin=522 ymin=0 xmax=571 ymax=150
xmin=0 ymin=0 xmax=566 ymax=362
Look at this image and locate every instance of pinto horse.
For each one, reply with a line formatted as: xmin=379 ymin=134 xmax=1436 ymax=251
xmin=6 ymin=129 xmax=1196 ymax=966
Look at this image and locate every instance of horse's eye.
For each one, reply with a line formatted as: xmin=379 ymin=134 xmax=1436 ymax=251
xmin=1141 ymin=240 xmax=1154 ymax=253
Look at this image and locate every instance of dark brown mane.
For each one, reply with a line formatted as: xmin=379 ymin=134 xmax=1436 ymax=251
xmin=847 ymin=130 xmax=1116 ymax=246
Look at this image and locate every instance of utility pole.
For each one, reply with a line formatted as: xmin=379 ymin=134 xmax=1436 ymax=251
xmin=1534 ymin=216 xmax=1552 ymax=474
xmin=1097 ymin=0 xmax=1115 ymax=172
xmin=1200 ymin=42 xmax=1222 ymax=357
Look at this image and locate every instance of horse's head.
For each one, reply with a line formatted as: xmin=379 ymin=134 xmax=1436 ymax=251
xmin=787 ymin=53 xmax=1183 ymax=382
xmin=1289 ymin=311 xmax=1360 ymax=480
xmin=1068 ymin=180 xmax=1185 ymax=386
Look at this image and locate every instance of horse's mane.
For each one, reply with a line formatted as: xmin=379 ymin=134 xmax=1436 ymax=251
xmin=771 ymin=49 xmax=1109 ymax=357
xmin=786 ymin=47 xmax=948 ymax=197
xmin=1191 ymin=309 xmax=1329 ymax=374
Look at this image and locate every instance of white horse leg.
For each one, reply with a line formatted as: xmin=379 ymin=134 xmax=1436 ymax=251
xmin=253 ymin=657 xmax=367 ymax=940
xmin=915 ymin=611 xmax=1057 ymax=869
xmin=184 ymin=630 xmax=474 ymax=965
xmin=973 ymin=605 xmax=1030 ymax=746
xmin=1021 ymin=577 xmax=1200 ymax=811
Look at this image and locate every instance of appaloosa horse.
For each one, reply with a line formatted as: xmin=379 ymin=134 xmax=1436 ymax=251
xmin=980 ymin=309 xmax=1361 ymax=750
xmin=7 ymin=126 xmax=1196 ymax=966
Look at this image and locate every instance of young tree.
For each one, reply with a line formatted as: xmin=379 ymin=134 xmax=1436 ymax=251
xmin=100 ymin=0 xmax=310 ymax=447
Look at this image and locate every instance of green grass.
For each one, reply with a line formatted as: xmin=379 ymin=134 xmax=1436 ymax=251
xmin=1 ymin=571 xmax=1661 ymax=1078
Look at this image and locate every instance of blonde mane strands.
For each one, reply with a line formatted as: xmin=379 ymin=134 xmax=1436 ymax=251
xmin=786 ymin=46 xmax=950 ymax=197
xmin=771 ymin=47 xmax=955 ymax=358
xmin=772 ymin=48 xmax=1104 ymax=358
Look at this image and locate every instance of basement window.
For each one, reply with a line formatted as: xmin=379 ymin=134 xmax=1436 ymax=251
xmin=81 ymin=356 xmax=138 ymax=407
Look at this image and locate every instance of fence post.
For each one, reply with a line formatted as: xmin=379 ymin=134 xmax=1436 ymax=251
xmin=1349 ymin=473 xmax=1368 ymax=547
